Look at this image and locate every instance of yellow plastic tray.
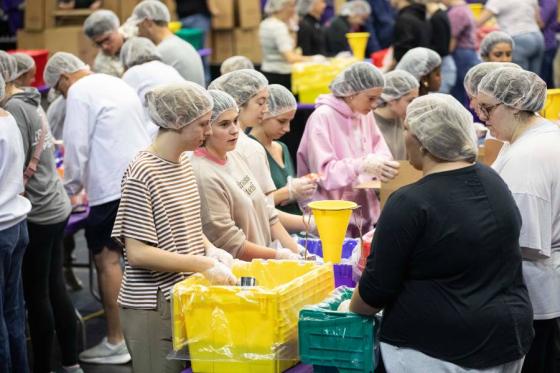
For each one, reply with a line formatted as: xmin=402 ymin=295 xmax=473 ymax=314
xmin=172 ymin=260 xmax=335 ymax=373
xmin=541 ymin=88 xmax=560 ymax=120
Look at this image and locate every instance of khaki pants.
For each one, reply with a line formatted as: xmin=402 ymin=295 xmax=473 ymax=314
xmin=120 ymin=292 xmax=184 ymax=373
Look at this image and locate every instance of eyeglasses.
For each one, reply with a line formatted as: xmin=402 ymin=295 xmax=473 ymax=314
xmin=478 ymin=102 xmax=502 ymax=118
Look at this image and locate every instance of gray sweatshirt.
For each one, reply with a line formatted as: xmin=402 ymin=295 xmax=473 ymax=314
xmin=4 ymin=88 xmax=71 ymax=224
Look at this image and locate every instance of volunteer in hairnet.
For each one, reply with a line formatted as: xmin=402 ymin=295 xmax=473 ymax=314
xmin=297 ymin=62 xmax=397 ymax=236
xmin=126 ymin=0 xmax=205 ymax=86
xmin=0 ymin=69 xmax=33 ymax=373
xmin=44 ymin=52 xmax=150 ymax=365
xmin=220 ymin=55 xmax=254 ymax=75
xmin=325 ymin=0 xmax=371 ymax=56
xmin=83 ymin=9 xmax=129 ymax=77
xmin=250 ymin=84 xmax=318 ymax=214
xmin=112 ymin=82 xmax=237 ymax=373
xmin=120 ymin=36 xmax=184 ymax=137
xmin=297 ymin=0 xmax=327 ymax=56
xmin=477 ymin=67 xmax=560 ymax=373
xmin=192 ymin=89 xmax=301 ymax=260
xmin=12 ymin=53 xmax=36 ymax=87
xmin=396 ymin=47 xmax=442 ymax=96
xmin=479 ymin=31 xmax=514 ymax=63
xmin=349 ymin=93 xmax=533 ymax=373
xmin=374 ymin=70 xmax=419 ymax=160
xmin=0 ymin=50 xmax=81 ymax=373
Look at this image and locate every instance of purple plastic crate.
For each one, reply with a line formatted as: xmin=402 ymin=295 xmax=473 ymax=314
xmin=298 ymin=238 xmax=358 ymax=287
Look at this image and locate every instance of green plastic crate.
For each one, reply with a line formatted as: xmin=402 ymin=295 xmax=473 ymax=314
xmin=175 ymin=28 xmax=204 ymax=50
xmin=298 ymin=287 xmax=376 ymax=373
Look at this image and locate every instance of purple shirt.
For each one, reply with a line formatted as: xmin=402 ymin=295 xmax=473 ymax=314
xmin=448 ymin=4 xmax=477 ymax=50
xmin=540 ymin=0 xmax=558 ymax=50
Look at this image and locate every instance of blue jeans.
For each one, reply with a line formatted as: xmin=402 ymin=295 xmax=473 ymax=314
xmin=0 ymin=220 xmax=29 ymax=373
xmin=439 ymin=55 xmax=457 ymax=94
xmin=181 ymin=14 xmax=211 ymax=84
xmin=451 ymin=48 xmax=481 ymax=107
xmin=512 ymin=31 xmax=545 ymax=74
xmin=541 ymin=48 xmax=557 ymax=88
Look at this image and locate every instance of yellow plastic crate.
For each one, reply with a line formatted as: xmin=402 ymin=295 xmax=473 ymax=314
xmin=172 ymin=260 xmax=335 ymax=373
xmin=540 ymin=88 xmax=560 ymax=120
xmin=291 ymin=57 xmax=357 ymax=100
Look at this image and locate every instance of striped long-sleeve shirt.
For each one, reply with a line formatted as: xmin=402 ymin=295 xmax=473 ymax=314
xmin=112 ymin=151 xmax=205 ymax=309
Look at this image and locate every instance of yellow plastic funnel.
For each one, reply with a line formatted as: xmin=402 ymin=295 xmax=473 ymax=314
xmin=346 ymin=32 xmax=370 ymax=60
xmin=308 ymin=200 xmax=358 ymax=264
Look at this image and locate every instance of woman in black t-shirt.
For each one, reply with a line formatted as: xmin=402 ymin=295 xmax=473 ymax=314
xmin=349 ymin=93 xmax=533 ymax=372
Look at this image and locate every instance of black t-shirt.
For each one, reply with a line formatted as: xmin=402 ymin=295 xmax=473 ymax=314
xmin=325 ymin=16 xmax=351 ymax=56
xmin=429 ymin=9 xmax=451 ymax=57
xmin=359 ymin=163 xmax=534 ymax=369
xmin=175 ymin=0 xmax=210 ymax=19
xmin=298 ymin=14 xmax=327 ymax=56
xmin=393 ymin=4 xmax=432 ymax=61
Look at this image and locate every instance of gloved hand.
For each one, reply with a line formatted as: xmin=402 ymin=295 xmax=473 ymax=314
xmin=206 ymin=245 xmax=234 ymax=268
xmin=287 ymin=176 xmax=317 ymax=201
xmin=359 ymin=154 xmax=400 ymax=182
xmin=275 ymin=248 xmax=301 ymax=260
xmin=337 ymin=299 xmax=351 ymax=312
xmin=311 ymin=54 xmax=327 ymax=63
xmin=201 ymin=260 xmax=237 ymax=285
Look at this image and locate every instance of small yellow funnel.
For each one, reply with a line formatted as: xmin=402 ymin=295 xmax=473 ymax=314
xmin=346 ymin=32 xmax=370 ymax=60
xmin=308 ymin=200 xmax=358 ymax=264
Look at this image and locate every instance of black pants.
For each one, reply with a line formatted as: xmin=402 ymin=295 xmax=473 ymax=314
xmin=261 ymin=71 xmax=292 ymax=92
xmin=521 ymin=318 xmax=560 ymax=373
xmin=22 ymin=218 xmax=78 ymax=373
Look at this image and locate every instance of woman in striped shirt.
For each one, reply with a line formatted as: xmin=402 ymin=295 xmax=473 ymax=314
xmin=111 ymin=82 xmax=237 ymax=373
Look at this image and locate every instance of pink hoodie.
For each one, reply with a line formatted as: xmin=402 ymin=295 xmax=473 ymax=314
xmin=297 ymin=94 xmax=392 ymax=235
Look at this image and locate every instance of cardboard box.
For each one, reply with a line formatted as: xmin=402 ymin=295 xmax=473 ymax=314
xmin=334 ymin=0 xmax=346 ymax=14
xmin=235 ymin=0 xmax=261 ymax=29
xmin=379 ymin=161 xmax=422 ymax=209
xmin=25 ymin=0 xmax=45 ymax=31
xmin=17 ymin=27 xmax=98 ymax=67
xmin=212 ymin=0 xmax=234 ymax=29
xmin=234 ymin=28 xmax=261 ymax=63
xmin=211 ymin=30 xmax=234 ymax=63
xmin=120 ymin=0 xmax=140 ymax=22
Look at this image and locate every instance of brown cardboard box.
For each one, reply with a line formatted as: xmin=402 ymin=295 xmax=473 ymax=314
xmin=211 ymin=30 xmax=235 ymax=63
xmin=236 ymin=0 xmax=261 ymax=29
xmin=120 ymin=0 xmax=140 ymax=22
xmin=17 ymin=27 xmax=98 ymax=67
xmin=25 ymin=0 xmax=45 ymax=31
xmin=234 ymin=28 xmax=261 ymax=63
xmin=334 ymin=0 xmax=346 ymax=14
xmin=212 ymin=0 xmax=234 ymax=29
xmin=379 ymin=161 xmax=422 ymax=209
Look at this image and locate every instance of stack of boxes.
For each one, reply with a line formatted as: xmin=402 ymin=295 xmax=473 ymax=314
xmin=17 ymin=0 xmax=177 ymax=66
xmin=211 ymin=0 xmax=262 ymax=64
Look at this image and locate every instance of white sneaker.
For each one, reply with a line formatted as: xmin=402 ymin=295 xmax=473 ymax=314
xmin=79 ymin=337 xmax=131 ymax=364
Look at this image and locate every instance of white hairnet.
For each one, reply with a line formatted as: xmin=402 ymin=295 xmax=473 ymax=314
xmin=329 ymin=62 xmax=384 ymax=97
xmin=208 ymin=69 xmax=268 ymax=107
xmin=220 ymin=56 xmax=255 ymax=75
xmin=0 ymin=51 xmax=18 ymax=83
xmin=479 ymin=31 xmax=514 ymax=59
xmin=265 ymin=84 xmax=297 ymax=118
xmin=83 ymin=10 xmax=120 ymax=38
xmin=208 ymin=90 xmax=238 ymax=125
xmin=13 ymin=53 xmax=35 ymax=79
xmin=395 ymin=47 xmax=441 ymax=81
xmin=381 ymin=70 xmax=419 ymax=102
xmin=44 ymin=52 xmax=88 ymax=88
xmin=264 ymin=0 xmax=293 ymax=14
xmin=407 ymin=93 xmax=477 ymax=162
xmin=120 ymin=37 xmax=161 ymax=69
xmin=128 ymin=0 xmax=170 ymax=25
xmin=145 ymin=82 xmax=213 ymax=129
xmin=340 ymin=0 xmax=371 ymax=16
xmin=463 ymin=62 xmax=520 ymax=97
xmin=297 ymin=0 xmax=315 ymax=15
xmin=0 ymin=73 xmax=6 ymax=99
xmin=477 ymin=67 xmax=546 ymax=112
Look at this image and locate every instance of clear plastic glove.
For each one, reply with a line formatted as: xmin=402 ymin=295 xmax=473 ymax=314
xmin=337 ymin=299 xmax=351 ymax=312
xmin=335 ymin=51 xmax=353 ymax=59
xmin=311 ymin=54 xmax=327 ymax=63
xmin=287 ymin=176 xmax=317 ymax=201
xmin=359 ymin=154 xmax=400 ymax=182
xmin=275 ymin=248 xmax=301 ymax=260
xmin=473 ymin=122 xmax=488 ymax=139
xmin=206 ymin=246 xmax=234 ymax=268
xmin=201 ymin=260 xmax=237 ymax=285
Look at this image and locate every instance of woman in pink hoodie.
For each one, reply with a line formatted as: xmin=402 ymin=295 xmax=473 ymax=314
xmin=297 ymin=62 xmax=399 ymax=235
